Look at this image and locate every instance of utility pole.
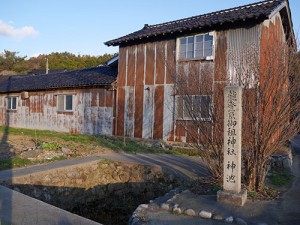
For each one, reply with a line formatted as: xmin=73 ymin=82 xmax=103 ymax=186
xmin=46 ymin=58 xmax=49 ymax=74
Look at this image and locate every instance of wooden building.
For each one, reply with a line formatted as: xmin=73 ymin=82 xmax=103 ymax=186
xmin=0 ymin=0 xmax=295 ymax=143
xmin=105 ymin=0 xmax=295 ymax=143
xmin=0 ymin=66 xmax=117 ymax=135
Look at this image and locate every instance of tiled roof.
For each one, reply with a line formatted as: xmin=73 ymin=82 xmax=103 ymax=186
xmin=105 ymin=0 xmax=286 ymax=46
xmin=0 ymin=66 xmax=117 ymax=93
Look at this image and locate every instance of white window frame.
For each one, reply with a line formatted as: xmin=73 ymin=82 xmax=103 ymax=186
xmin=176 ymin=95 xmax=212 ymax=121
xmin=177 ymin=32 xmax=215 ymax=61
xmin=6 ymin=96 xmax=18 ymax=110
xmin=57 ymin=94 xmax=73 ymax=112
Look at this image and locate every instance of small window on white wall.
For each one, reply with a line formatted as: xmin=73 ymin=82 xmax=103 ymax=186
xmin=7 ymin=96 xmax=17 ymax=110
xmin=57 ymin=95 xmax=73 ymax=111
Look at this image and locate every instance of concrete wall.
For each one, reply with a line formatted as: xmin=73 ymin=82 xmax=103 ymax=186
xmin=3 ymin=160 xmax=180 ymax=224
xmin=0 ymin=88 xmax=115 ymax=135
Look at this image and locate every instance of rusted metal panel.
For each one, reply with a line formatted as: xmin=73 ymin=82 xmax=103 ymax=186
xmin=0 ymin=88 xmax=114 ymax=135
xmin=134 ymin=85 xmax=144 ymax=138
xmin=142 ymin=85 xmax=154 ymax=139
xmin=106 ymin=90 xmax=113 ymax=107
xmin=166 ymin=40 xmax=176 ymax=84
xmin=215 ymin=31 xmax=227 ymax=82
xmin=98 ymin=89 xmax=106 ymax=107
xmin=118 ymin=47 xmax=127 ymax=86
xmin=153 ymin=86 xmax=164 ymax=139
xmin=116 ymin=87 xmax=125 ymax=136
xmin=175 ymin=121 xmax=186 ymax=142
xmin=145 ymin=43 xmax=155 ymax=85
xmin=127 ymin=47 xmax=136 ymax=87
xmin=124 ymin=86 xmax=135 ymax=136
xmin=155 ymin=41 xmax=165 ymax=85
xmin=136 ymin=44 xmax=145 ymax=86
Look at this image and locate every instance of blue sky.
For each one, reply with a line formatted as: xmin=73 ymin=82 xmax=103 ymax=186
xmin=0 ymin=0 xmax=299 ymax=58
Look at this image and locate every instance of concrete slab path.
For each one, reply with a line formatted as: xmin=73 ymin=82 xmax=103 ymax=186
xmin=0 ymin=153 xmax=209 ymax=181
xmin=141 ymin=134 xmax=300 ymax=225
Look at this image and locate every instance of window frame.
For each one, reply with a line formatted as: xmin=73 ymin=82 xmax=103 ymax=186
xmin=6 ymin=96 xmax=18 ymax=110
xmin=175 ymin=95 xmax=212 ymax=121
xmin=56 ymin=94 xmax=73 ymax=112
xmin=177 ymin=32 xmax=215 ymax=61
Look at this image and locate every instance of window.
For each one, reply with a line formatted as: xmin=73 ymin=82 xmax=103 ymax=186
xmin=7 ymin=96 xmax=17 ymax=110
xmin=57 ymin=95 xmax=73 ymax=111
xmin=176 ymin=95 xmax=212 ymax=120
xmin=178 ymin=33 xmax=214 ymax=60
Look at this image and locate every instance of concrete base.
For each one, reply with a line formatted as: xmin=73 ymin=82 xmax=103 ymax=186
xmin=217 ymin=189 xmax=247 ymax=206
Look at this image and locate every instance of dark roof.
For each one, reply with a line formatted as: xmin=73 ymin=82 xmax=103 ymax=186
xmin=27 ymin=69 xmax=68 ymax=75
xmin=105 ymin=0 xmax=287 ymax=46
xmin=0 ymin=66 xmax=117 ymax=93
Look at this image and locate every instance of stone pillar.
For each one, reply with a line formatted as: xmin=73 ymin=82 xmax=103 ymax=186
xmin=217 ymin=86 xmax=247 ymax=206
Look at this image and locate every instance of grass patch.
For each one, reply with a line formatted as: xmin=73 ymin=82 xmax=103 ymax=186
xmin=40 ymin=142 xmax=61 ymax=151
xmin=0 ymin=126 xmax=96 ymax=144
xmin=172 ymin=147 xmax=202 ymax=157
xmin=96 ymin=136 xmax=165 ymax=154
xmin=269 ymin=172 xmax=293 ymax=187
xmin=0 ymin=157 xmax=33 ymax=170
xmin=248 ymin=191 xmax=257 ymax=199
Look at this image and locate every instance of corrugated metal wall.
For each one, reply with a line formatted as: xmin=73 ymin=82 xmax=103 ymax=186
xmin=0 ymin=88 xmax=115 ymax=135
xmin=227 ymin=25 xmax=261 ymax=86
xmin=117 ymin=40 xmax=175 ymax=140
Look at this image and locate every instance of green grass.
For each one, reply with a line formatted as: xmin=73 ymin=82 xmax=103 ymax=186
xmin=0 ymin=157 xmax=33 ymax=170
xmin=171 ymin=147 xmax=203 ymax=157
xmin=40 ymin=142 xmax=62 ymax=151
xmin=96 ymin=136 xmax=166 ymax=154
xmin=0 ymin=156 xmax=67 ymax=171
xmin=0 ymin=126 xmax=204 ymax=171
xmin=0 ymin=126 xmax=96 ymax=144
xmin=269 ymin=172 xmax=293 ymax=187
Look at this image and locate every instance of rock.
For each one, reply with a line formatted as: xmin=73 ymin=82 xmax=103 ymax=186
xmin=154 ymin=140 xmax=166 ymax=149
xmin=66 ymin=171 xmax=81 ymax=179
xmin=199 ymin=210 xmax=212 ymax=219
xmin=173 ymin=207 xmax=182 ymax=215
xmin=184 ymin=209 xmax=196 ymax=216
xmin=148 ymin=203 xmax=159 ymax=211
xmin=213 ymin=214 xmax=224 ymax=221
xmin=61 ymin=147 xmax=73 ymax=156
xmin=160 ymin=203 xmax=170 ymax=211
xmin=225 ymin=216 xmax=234 ymax=223
xmin=283 ymin=158 xmax=292 ymax=170
xmin=236 ymin=218 xmax=247 ymax=225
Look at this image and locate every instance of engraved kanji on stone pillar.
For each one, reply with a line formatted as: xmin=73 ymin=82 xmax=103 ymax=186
xmin=223 ymin=86 xmax=242 ymax=193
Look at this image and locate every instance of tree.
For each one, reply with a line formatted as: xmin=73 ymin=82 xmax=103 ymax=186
xmin=171 ymin=38 xmax=300 ymax=191
xmin=0 ymin=50 xmax=27 ymax=73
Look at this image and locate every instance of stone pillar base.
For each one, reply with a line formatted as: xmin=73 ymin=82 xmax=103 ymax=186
xmin=217 ymin=189 xmax=247 ymax=206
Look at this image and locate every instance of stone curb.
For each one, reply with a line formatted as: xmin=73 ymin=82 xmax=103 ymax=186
xmin=129 ymin=189 xmax=269 ymax=225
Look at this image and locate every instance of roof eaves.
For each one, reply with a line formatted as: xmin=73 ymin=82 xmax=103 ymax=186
xmin=105 ymin=0 xmax=285 ymax=47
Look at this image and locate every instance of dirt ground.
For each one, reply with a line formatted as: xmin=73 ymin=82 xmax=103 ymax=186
xmin=0 ymin=131 xmax=113 ymax=162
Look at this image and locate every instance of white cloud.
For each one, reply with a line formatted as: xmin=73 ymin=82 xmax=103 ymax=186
xmin=30 ymin=53 xmax=43 ymax=58
xmin=0 ymin=20 xmax=39 ymax=39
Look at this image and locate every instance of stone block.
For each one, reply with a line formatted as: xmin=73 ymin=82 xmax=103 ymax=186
xmin=184 ymin=209 xmax=196 ymax=216
xmin=217 ymin=189 xmax=247 ymax=206
xmin=199 ymin=210 xmax=212 ymax=219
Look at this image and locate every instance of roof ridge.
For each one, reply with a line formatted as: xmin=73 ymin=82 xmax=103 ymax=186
xmin=105 ymin=0 xmax=288 ymax=46
xmin=145 ymin=0 xmax=280 ymax=30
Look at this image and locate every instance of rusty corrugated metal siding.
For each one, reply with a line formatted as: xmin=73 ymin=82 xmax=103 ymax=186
xmin=117 ymin=40 xmax=175 ymax=140
xmin=0 ymin=88 xmax=114 ymax=135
